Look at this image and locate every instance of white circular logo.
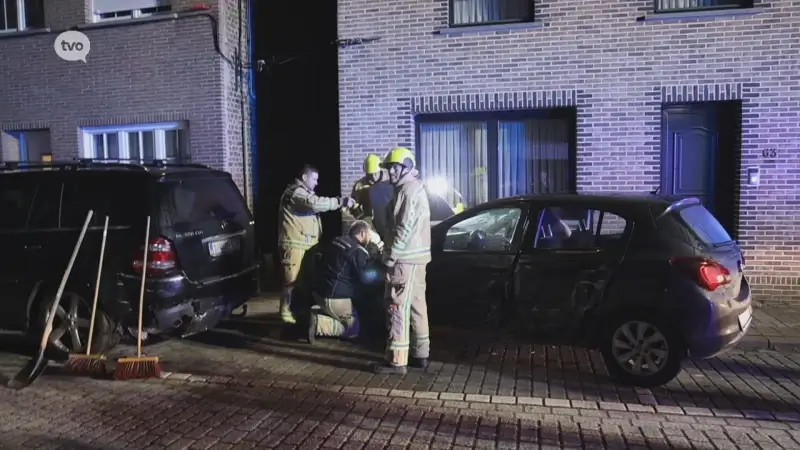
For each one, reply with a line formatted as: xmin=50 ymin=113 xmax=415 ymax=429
xmin=54 ymin=30 xmax=91 ymax=63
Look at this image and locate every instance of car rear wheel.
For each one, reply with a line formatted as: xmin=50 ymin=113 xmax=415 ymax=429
xmin=35 ymin=291 xmax=117 ymax=355
xmin=600 ymin=312 xmax=685 ymax=388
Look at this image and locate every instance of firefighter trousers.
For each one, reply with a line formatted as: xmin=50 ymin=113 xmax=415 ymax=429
xmin=279 ymin=246 xmax=306 ymax=323
xmin=311 ymin=292 xmax=359 ymax=338
xmin=385 ymin=263 xmax=430 ymax=366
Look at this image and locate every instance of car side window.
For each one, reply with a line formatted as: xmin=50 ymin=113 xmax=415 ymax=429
xmin=0 ymin=177 xmax=37 ymax=232
xmin=443 ymin=207 xmax=522 ymax=252
xmin=533 ymin=206 xmax=629 ymax=250
xmin=60 ymin=176 xmax=143 ymax=228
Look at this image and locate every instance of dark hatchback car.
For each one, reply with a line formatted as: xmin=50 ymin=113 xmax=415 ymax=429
xmin=427 ymin=193 xmax=752 ymax=387
xmin=0 ymin=159 xmax=259 ymax=354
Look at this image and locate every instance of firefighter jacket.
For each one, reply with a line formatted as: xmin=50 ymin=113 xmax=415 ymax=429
xmin=313 ymin=235 xmax=372 ymax=299
xmin=278 ymin=179 xmax=341 ymax=250
xmin=384 ymin=174 xmax=431 ymax=267
xmin=350 ymin=176 xmax=374 ymax=220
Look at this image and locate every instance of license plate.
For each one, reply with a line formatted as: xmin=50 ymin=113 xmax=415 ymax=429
xmin=208 ymin=238 xmax=239 ymax=257
xmin=738 ymin=307 xmax=752 ymax=329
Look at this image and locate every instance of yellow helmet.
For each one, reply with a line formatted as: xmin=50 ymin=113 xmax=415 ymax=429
xmin=382 ymin=147 xmax=415 ymax=169
xmin=363 ymin=154 xmax=381 ymax=175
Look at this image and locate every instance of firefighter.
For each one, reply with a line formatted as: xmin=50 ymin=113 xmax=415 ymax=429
xmin=372 ymin=147 xmax=432 ymax=375
xmin=350 ymin=154 xmax=386 ymax=253
xmin=278 ymin=164 xmax=354 ymax=324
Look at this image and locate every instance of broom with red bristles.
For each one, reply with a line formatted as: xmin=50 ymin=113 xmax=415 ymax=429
xmin=62 ymin=215 xmax=110 ymax=376
xmin=113 ymin=216 xmax=162 ymax=380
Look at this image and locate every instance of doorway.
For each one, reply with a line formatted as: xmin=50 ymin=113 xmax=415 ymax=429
xmin=660 ymin=101 xmax=741 ymax=239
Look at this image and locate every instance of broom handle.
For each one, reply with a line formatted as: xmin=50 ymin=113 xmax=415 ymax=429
xmin=39 ymin=210 xmax=94 ymax=350
xmin=137 ymin=216 xmax=151 ymax=358
xmin=86 ymin=216 xmax=109 ymax=356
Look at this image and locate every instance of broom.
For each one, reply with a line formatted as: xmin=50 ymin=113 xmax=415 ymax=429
xmin=8 ymin=210 xmax=94 ymax=390
xmin=113 ymin=216 xmax=162 ymax=380
xmin=62 ymin=216 xmax=110 ymax=376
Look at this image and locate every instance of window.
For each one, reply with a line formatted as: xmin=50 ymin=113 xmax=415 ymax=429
xmin=60 ymin=175 xmax=146 ymax=228
xmin=157 ymin=177 xmax=250 ymax=229
xmin=0 ymin=176 xmax=36 ymax=231
xmin=0 ymin=0 xmax=45 ymax=32
xmin=450 ymin=0 xmax=533 ymax=26
xmin=658 ymin=204 xmax=733 ymax=247
xmin=533 ymin=206 xmax=629 ymax=250
xmin=417 ymin=110 xmax=575 ymax=208
xmin=443 ymin=207 xmax=523 ymax=252
xmin=654 ymin=0 xmax=753 ymax=13
xmin=82 ymin=122 xmax=189 ymax=163
xmin=1 ymin=130 xmax=51 ymax=162
xmin=92 ymin=0 xmax=171 ymax=22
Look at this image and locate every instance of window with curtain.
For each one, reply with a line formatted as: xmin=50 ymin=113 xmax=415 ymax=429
xmin=450 ymin=0 xmax=533 ymax=26
xmin=417 ymin=113 xmax=574 ymax=208
xmin=654 ymin=0 xmax=752 ymax=13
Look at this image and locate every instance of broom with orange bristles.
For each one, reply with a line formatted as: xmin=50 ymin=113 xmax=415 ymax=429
xmin=113 ymin=216 xmax=162 ymax=380
xmin=62 ymin=215 xmax=110 ymax=376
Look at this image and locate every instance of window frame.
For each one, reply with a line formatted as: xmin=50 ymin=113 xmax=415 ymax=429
xmin=653 ymin=0 xmax=753 ymax=14
xmin=81 ymin=122 xmax=189 ymax=162
xmin=0 ymin=0 xmax=44 ymax=32
xmin=414 ymin=108 xmax=577 ymax=204
xmin=91 ymin=0 xmax=172 ymax=22
xmin=527 ymin=203 xmax=634 ymax=252
xmin=447 ymin=0 xmax=536 ymax=28
xmin=441 ymin=202 xmax=530 ymax=254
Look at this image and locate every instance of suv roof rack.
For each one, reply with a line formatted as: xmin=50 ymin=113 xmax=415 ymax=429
xmin=0 ymin=158 xmax=212 ymax=172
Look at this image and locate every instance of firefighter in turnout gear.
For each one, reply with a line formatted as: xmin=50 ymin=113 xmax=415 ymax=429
xmin=373 ymin=147 xmax=432 ymax=375
xmin=278 ymin=164 xmax=355 ymax=324
xmin=350 ymin=154 xmax=386 ymax=254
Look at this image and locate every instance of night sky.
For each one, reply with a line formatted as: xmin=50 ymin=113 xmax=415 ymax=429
xmin=256 ymin=2 xmax=341 ymax=254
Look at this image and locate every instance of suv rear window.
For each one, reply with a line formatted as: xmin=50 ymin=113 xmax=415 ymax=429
xmin=661 ymin=204 xmax=733 ymax=246
xmin=158 ymin=177 xmax=250 ymax=229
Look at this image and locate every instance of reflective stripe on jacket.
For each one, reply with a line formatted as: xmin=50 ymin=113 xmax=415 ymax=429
xmin=384 ymin=175 xmax=431 ymax=266
xmin=278 ymin=180 xmax=340 ymax=250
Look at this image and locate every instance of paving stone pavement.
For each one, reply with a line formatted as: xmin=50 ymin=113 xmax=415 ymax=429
xmin=743 ymin=305 xmax=800 ymax=353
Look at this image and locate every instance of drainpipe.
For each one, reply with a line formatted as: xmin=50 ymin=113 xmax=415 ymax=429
xmin=247 ymin=0 xmax=257 ymax=204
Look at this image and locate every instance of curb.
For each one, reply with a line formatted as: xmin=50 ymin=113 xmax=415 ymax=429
xmin=152 ymin=371 xmax=800 ymax=425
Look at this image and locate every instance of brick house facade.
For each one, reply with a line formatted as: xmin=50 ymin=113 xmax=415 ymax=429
xmin=337 ymin=0 xmax=800 ymax=303
xmin=0 ymin=0 xmax=253 ymax=205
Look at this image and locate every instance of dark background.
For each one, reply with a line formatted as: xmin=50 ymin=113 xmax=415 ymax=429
xmin=254 ymin=2 xmax=341 ymax=267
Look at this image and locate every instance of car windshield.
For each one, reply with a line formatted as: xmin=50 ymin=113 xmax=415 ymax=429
xmin=674 ymin=204 xmax=733 ymax=246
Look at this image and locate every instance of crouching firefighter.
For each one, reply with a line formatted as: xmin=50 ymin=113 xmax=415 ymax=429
xmin=350 ymin=154 xmax=386 ymax=254
xmin=278 ymin=164 xmax=354 ymax=324
xmin=308 ymin=220 xmax=377 ymax=342
xmin=373 ymin=147 xmax=432 ymax=375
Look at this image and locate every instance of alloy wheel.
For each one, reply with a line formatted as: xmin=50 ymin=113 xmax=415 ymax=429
xmin=610 ymin=320 xmax=669 ymax=376
xmin=45 ymin=293 xmax=92 ymax=353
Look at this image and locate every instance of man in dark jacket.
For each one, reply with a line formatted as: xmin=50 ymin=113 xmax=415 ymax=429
xmin=309 ymin=220 xmax=379 ymax=342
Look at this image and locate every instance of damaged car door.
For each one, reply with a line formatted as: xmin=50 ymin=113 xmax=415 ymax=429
xmin=427 ymin=203 xmax=529 ymax=328
xmin=511 ymin=203 xmax=631 ymax=340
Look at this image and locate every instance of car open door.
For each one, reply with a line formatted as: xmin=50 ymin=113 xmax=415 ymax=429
xmin=512 ymin=203 xmax=632 ymax=339
xmin=427 ymin=203 xmax=529 ymax=328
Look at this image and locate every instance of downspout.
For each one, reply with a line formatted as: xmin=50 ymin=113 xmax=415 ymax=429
xmin=247 ymin=0 xmax=258 ymax=205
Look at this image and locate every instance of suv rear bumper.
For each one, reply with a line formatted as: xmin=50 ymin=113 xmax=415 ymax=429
xmin=117 ymin=265 xmax=259 ymax=336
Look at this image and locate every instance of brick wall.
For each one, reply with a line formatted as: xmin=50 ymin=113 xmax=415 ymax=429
xmin=337 ymin=0 xmax=800 ymax=303
xmin=0 ymin=0 xmax=253 ymax=206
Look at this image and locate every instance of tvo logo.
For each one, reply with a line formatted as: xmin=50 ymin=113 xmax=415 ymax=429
xmin=54 ymin=30 xmax=91 ymax=63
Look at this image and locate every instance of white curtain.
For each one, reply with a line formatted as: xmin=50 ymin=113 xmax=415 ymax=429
xmin=451 ymin=0 xmax=530 ymax=25
xmin=656 ymin=0 xmax=728 ymax=12
xmin=497 ymin=118 xmax=570 ymax=196
xmin=418 ymin=122 xmax=489 ymax=207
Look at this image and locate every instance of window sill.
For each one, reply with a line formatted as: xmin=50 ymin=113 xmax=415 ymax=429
xmin=435 ymin=21 xmax=544 ymax=36
xmin=636 ymin=7 xmax=761 ymax=23
xmin=0 ymin=28 xmax=52 ymax=40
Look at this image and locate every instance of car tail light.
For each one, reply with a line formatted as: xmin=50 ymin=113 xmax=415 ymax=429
xmin=133 ymin=237 xmax=178 ymax=276
xmin=670 ymin=256 xmax=731 ymax=291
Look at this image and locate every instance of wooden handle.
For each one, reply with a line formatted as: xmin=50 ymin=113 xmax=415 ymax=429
xmin=39 ymin=211 xmax=94 ymax=350
xmin=137 ymin=216 xmax=151 ymax=358
xmin=86 ymin=216 xmax=109 ymax=355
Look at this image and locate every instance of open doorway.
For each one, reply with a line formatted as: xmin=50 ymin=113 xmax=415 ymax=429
xmin=660 ymin=101 xmax=742 ymax=239
xmin=1 ymin=130 xmax=52 ymax=162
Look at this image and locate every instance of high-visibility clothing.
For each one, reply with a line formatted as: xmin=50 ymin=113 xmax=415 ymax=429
xmin=278 ymin=179 xmax=341 ymax=250
xmin=350 ymin=176 xmax=374 ymax=220
xmin=383 ymin=175 xmax=431 ymax=267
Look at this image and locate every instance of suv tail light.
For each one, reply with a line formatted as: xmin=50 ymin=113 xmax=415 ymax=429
xmin=133 ymin=237 xmax=178 ymax=276
xmin=670 ymin=256 xmax=731 ymax=291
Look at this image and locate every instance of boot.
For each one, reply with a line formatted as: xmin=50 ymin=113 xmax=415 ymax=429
xmin=371 ymin=362 xmax=407 ymax=375
xmin=280 ymin=300 xmax=296 ymax=324
xmin=409 ymin=357 xmax=429 ymax=370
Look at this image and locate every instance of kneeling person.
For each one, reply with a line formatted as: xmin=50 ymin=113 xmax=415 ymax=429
xmin=310 ymin=220 xmax=375 ymax=340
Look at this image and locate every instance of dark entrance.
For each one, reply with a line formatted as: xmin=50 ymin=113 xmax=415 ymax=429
xmin=660 ymin=101 xmax=741 ymax=238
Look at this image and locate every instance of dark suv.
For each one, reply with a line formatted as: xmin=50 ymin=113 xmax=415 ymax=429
xmin=0 ymin=159 xmax=259 ymax=354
